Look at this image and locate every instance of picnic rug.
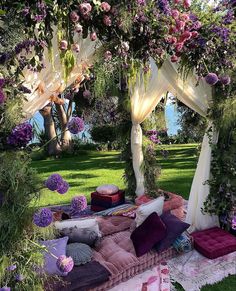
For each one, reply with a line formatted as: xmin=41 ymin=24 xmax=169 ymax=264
xmin=167 ymin=250 xmax=236 ymax=291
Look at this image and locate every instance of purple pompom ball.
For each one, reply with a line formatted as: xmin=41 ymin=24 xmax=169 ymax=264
xmin=57 ymin=180 xmax=69 ymax=194
xmin=56 ymin=255 xmax=74 ymax=274
xmin=33 ymin=208 xmax=53 ymax=227
xmin=220 ymin=75 xmax=231 ymax=85
xmin=68 ymin=117 xmax=85 ymax=134
xmin=45 ymin=174 xmax=64 ymax=191
xmin=71 ymin=195 xmax=87 ymax=211
xmin=205 ymin=73 xmax=219 ymax=86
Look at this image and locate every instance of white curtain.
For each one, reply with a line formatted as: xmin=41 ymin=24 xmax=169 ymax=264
xmin=130 ymin=58 xmax=219 ymax=230
xmin=22 ymin=27 xmax=98 ymax=119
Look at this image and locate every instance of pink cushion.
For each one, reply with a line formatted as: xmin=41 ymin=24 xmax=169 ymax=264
xmin=96 ymin=184 xmax=119 ymax=195
xmin=191 ymin=227 xmax=236 ymax=259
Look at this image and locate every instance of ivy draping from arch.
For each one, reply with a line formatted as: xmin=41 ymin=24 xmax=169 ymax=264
xmin=130 ymin=57 xmax=219 ymax=231
xmin=22 ymin=28 xmax=98 ymax=119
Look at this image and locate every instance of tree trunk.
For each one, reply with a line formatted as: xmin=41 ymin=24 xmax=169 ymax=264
xmin=39 ymin=105 xmax=61 ymax=156
xmin=55 ymin=102 xmax=73 ymax=153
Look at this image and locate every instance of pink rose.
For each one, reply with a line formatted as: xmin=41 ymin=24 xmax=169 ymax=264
xmin=90 ymin=32 xmax=97 ymax=41
xmin=171 ymin=9 xmax=179 ymax=19
xmin=103 ymin=15 xmax=112 ymax=26
xmin=171 ymin=55 xmax=179 ymax=63
xmin=70 ymin=11 xmax=80 ymax=23
xmin=175 ymin=42 xmax=184 ymax=52
xmin=75 ymin=23 xmax=83 ymax=34
xmin=59 ymin=40 xmax=68 ymax=50
xmin=166 ymin=36 xmax=177 ymax=44
xmin=101 ymin=2 xmax=111 ymax=12
xmin=176 ymin=20 xmax=185 ymax=30
xmin=180 ymin=13 xmax=189 ymax=22
xmin=191 ymin=31 xmax=199 ymax=38
xmin=169 ymin=26 xmax=178 ymax=34
xmin=174 ymin=0 xmax=181 ymax=3
xmin=72 ymin=44 xmax=80 ymax=53
xmin=181 ymin=31 xmax=192 ymax=40
xmin=183 ymin=0 xmax=191 ymax=9
xmin=104 ymin=50 xmax=112 ymax=61
xmin=79 ymin=2 xmax=92 ymax=16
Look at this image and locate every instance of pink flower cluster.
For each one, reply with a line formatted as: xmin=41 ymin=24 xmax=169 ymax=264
xmin=165 ymin=1 xmax=201 ymax=63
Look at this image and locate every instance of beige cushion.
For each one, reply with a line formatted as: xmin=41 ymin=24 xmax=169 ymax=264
xmin=135 ymin=196 xmax=164 ymax=227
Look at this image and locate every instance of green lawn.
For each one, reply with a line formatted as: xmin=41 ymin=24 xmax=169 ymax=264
xmin=31 ymin=144 xmax=198 ymax=206
xmin=31 ymin=144 xmax=236 ymax=290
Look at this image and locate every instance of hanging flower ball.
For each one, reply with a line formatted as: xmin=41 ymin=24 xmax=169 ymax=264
xmin=56 ymin=255 xmax=74 ymax=274
xmin=104 ymin=50 xmax=112 ymax=61
xmin=45 ymin=174 xmax=64 ymax=191
xmin=57 ymin=180 xmax=69 ymax=195
xmin=205 ymin=73 xmax=219 ymax=85
xmin=7 ymin=122 xmax=33 ymax=147
xmin=59 ymin=40 xmax=68 ymax=51
xmin=75 ymin=24 xmax=83 ymax=34
xmin=170 ymin=55 xmax=179 ymax=62
xmin=70 ymin=11 xmax=80 ymax=23
xmin=220 ymin=75 xmax=231 ymax=85
xmin=0 ymin=90 xmax=6 ymax=104
xmin=101 ymin=2 xmax=111 ymax=12
xmin=68 ymin=117 xmax=85 ymax=134
xmin=72 ymin=44 xmax=80 ymax=53
xmin=103 ymin=15 xmax=112 ymax=26
xmin=71 ymin=195 xmax=87 ymax=211
xmin=33 ymin=208 xmax=53 ymax=227
xmin=90 ymin=32 xmax=97 ymax=41
xmin=83 ymin=89 xmax=91 ymax=99
xmin=15 ymin=274 xmax=24 ymax=282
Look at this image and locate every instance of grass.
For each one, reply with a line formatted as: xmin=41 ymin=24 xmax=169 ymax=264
xmin=31 ymin=144 xmax=199 ymax=206
xmin=31 ymin=144 xmax=236 ymax=290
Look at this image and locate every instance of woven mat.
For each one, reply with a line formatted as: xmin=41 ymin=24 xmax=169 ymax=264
xmin=167 ymin=250 xmax=236 ymax=291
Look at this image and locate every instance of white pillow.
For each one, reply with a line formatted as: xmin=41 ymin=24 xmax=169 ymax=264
xmin=54 ymin=218 xmax=100 ymax=236
xmin=96 ymin=184 xmax=119 ymax=195
xmin=135 ymin=196 xmax=164 ymax=227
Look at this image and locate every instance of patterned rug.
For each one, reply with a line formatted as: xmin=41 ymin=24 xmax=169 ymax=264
xmin=168 ymin=250 xmax=236 ymax=291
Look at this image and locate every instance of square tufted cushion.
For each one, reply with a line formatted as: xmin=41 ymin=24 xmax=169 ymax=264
xmin=191 ymin=227 xmax=236 ymax=259
xmin=131 ymin=212 xmax=167 ymax=257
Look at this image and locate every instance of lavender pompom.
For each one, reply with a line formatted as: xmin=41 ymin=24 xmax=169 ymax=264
xmin=6 ymin=265 xmax=17 ymax=271
xmin=205 ymin=73 xmax=219 ymax=86
xmin=57 ymin=180 xmax=69 ymax=194
xmin=71 ymin=195 xmax=87 ymax=211
xmin=15 ymin=274 xmax=24 ymax=282
xmin=7 ymin=122 xmax=33 ymax=147
xmin=33 ymin=208 xmax=53 ymax=227
xmin=56 ymin=255 xmax=74 ymax=274
xmin=0 ymin=287 xmax=11 ymax=291
xmin=45 ymin=174 xmax=64 ymax=191
xmin=68 ymin=117 xmax=85 ymax=134
xmin=220 ymin=75 xmax=231 ymax=85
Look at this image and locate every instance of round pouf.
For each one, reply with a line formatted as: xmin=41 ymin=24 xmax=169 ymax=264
xmin=71 ymin=195 xmax=87 ymax=212
xmin=66 ymin=243 xmax=92 ymax=266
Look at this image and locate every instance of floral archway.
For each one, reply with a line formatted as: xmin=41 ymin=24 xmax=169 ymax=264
xmin=0 ymin=0 xmax=235 ymax=289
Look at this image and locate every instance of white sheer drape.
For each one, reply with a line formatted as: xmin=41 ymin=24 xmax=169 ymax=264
xmin=130 ymin=58 xmax=219 ymax=230
xmin=22 ymin=27 xmax=98 ymax=119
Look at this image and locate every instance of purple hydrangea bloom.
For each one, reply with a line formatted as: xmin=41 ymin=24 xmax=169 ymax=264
xmin=0 ymin=287 xmax=11 ymax=291
xmin=33 ymin=208 xmax=53 ymax=227
xmin=68 ymin=117 xmax=85 ymax=134
xmin=158 ymin=0 xmax=171 ymax=15
xmin=57 ymin=180 xmax=69 ymax=194
xmin=7 ymin=122 xmax=33 ymax=147
xmin=45 ymin=174 xmax=64 ymax=191
xmin=71 ymin=195 xmax=87 ymax=211
xmin=149 ymin=134 xmax=159 ymax=143
xmin=205 ymin=73 xmax=219 ymax=85
xmin=56 ymin=255 xmax=74 ymax=274
xmin=220 ymin=75 xmax=231 ymax=85
xmin=15 ymin=274 xmax=24 ymax=282
xmin=6 ymin=265 xmax=17 ymax=271
xmin=0 ymin=90 xmax=5 ymax=104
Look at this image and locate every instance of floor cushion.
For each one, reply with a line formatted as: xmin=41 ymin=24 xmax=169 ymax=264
xmin=66 ymin=243 xmax=92 ymax=266
xmin=191 ymin=227 xmax=236 ymax=259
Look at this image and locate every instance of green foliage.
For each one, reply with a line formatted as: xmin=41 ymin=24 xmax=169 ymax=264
xmin=90 ymin=125 xmax=117 ymax=144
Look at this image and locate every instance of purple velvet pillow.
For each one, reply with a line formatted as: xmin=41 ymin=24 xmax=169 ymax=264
xmin=154 ymin=212 xmax=190 ymax=252
xmin=130 ymin=212 xmax=167 ymax=257
xmin=40 ymin=236 xmax=69 ymax=276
